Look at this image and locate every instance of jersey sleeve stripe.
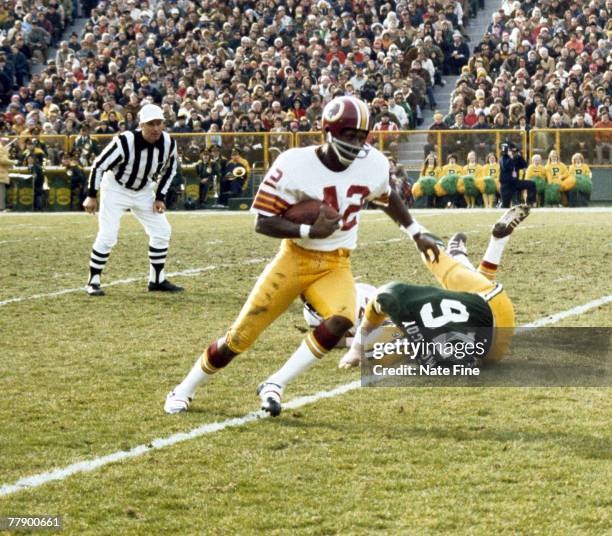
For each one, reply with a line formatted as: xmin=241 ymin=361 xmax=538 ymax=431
xmin=251 ymin=204 xmax=277 ymax=216
xmin=252 ymin=199 xmax=284 ymax=214
xmin=257 ymin=191 xmax=290 ymax=209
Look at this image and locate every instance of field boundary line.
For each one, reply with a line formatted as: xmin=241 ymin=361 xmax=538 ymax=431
xmin=0 ymin=295 xmax=610 ymax=497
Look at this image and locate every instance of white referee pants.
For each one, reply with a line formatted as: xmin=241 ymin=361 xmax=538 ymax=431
xmin=92 ymin=174 xmax=171 ymax=254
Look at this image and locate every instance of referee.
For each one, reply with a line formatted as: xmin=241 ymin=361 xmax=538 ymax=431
xmin=83 ymin=103 xmax=184 ymax=296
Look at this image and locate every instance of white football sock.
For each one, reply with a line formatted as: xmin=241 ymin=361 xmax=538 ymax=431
xmin=89 ymin=274 xmax=101 ymax=285
xmin=266 ymin=340 xmax=319 ymax=387
xmin=174 ymin=357 xmax=211 ymax=398
xmin=482 ymin=235 xmax=510 ymax=266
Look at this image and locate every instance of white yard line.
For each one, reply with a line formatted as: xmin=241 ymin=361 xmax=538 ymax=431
xmin=0 ymin=381 xmax=361 ymax=498
xmin=0 ymin=295 xmax=610 ymax=498
xmin=522 ymin=295 xmax=612 ymax=327
xmin=0 ymin=258 xmax=268 ymax=307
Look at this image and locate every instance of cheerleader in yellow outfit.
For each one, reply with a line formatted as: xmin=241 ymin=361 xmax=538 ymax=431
xmin=435 ymin=154 xmax=463 ymax=205
xmin=545 ymin=150 xmax=570 ymax=206
xmin=477 ymin=152 xmax=499 ymax=208
xmin=525 ymin=154 xmax=547 ymax=207
xmin=567 ymin=153 xmax=592 ymax=206
xmin=460 ymin=151 xmax=481 ymax=208
xmin=413 ymin=153 xmax=441 ymax=207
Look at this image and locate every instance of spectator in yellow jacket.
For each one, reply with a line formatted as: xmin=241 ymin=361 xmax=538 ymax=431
xmin=525 ymin=154 xmax=547 ymax=206
xmin=477 ymin=152 xmax=499 ymax=208
xmin=460 ymin=150 xmax=481 ymax=208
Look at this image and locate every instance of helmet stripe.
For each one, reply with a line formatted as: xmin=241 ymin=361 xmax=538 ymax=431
xmin=356 ymin=99 xmax=369 ymax=130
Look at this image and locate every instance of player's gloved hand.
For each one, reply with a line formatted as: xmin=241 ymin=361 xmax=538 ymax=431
xmin=83 ymin=196 xmax=97 ymax=214
xmin=414 ymin=233 xmax=440 ymax=263
xmin=309 ymin=205 xmax=342 ymax=239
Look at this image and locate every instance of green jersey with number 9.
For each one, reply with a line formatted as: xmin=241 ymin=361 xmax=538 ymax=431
xmin=374 ymin=281 xmax=495 ymax=364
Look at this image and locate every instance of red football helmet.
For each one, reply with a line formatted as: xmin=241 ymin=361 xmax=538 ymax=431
xmin=322 ymin=96 xmax=372 ymax=165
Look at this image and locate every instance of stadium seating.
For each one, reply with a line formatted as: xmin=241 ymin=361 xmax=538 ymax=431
xmin=0 ymin=0 xmax=611 ymax=210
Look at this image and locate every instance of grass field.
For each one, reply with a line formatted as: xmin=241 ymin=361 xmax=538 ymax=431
xmin=0 ymin=208 xmax=611 ymax=535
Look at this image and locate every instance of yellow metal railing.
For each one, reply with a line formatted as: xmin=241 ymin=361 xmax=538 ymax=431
xmin=5 ymin=135 xmax=69 ymax=161
xmin=72 ymin=132 xmax=294 ymax=171
xmin=529 ymin=128 xmax=612 ymax=168
xmin=297 ymin=130 xmax=527 ymax=169
xmin=5 ymin=129 xmax=612 ymax=171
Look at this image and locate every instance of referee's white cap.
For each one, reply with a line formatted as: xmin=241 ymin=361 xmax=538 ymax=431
xmin=139 ymin=104 xmax=164 ymax=124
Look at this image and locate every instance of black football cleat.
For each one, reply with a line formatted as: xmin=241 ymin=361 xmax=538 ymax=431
xmin=148 ymin=279 xmax=184 ymax=292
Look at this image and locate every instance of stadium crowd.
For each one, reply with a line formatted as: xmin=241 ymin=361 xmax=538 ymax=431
xmin=0 ymin=0 xmax=481 ymax=148
xmin=0 ymin=0 xmax=610 ymax=211
xmin=0 ymin=0 xmax=73 ymax=102
xmin=438 ymin=0 xmax=612 ymax=162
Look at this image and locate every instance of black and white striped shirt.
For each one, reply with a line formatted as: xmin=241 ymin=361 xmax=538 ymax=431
xmin=87 ymin=130 xmax=178 ymax=201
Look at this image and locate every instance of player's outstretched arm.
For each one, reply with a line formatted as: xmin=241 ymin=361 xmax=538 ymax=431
xmin=381 ymin=190 xmax=440 ymax=262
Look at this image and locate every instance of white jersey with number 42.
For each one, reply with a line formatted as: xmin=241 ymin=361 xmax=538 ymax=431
xmin=251 ymin=146 xmax=391 ymax=251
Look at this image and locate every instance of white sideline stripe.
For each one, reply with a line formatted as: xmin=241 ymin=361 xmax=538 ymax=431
xmin=0 ymin=258 xmax=268 ymax=307
xmin=0 ymin=381 xmax=361 ymax=497
xmin=522 ymin=295 xmax=612 ymax=327
xmin=0 ymin=295 xmax=610 ymax=498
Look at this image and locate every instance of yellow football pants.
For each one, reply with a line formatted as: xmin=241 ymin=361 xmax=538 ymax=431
xmin=423 ymin=250 xmax=515 ymax=362
xmin=226 ymin=239 xmax=356 ymax=353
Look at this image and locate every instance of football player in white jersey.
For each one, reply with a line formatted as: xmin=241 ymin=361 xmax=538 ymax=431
xmin=165 ymin=96 xmax=439 ymax=416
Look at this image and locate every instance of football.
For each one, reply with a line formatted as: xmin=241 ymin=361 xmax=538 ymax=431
xmin=283 ymin=199 xmax=340 ymax=225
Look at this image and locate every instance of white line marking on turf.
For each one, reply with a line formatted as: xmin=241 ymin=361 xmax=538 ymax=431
xmin=522 ymin=295 xmax=612 ymax=328
xmin=0 ymin=381 xmax=361 ymax=498
xmin=0 ymin=258 xmax=269 ymax=307
xmin=0 ymin=296 xmax=610 ymax=497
